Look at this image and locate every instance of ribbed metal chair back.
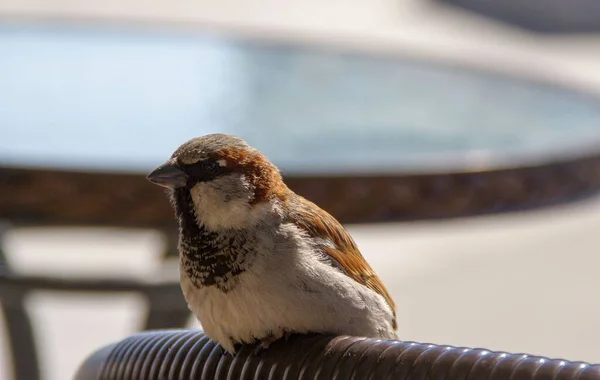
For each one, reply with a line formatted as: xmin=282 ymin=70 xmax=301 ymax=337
xmin=75 ymin=330 xmax=600 ymax=380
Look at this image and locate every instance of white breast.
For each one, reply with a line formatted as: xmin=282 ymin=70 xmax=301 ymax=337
xmin=179 ymin=223 xmax=397 ymax=353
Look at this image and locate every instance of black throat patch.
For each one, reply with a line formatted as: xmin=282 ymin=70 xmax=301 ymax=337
xmin=170 ymin=188 xmax=254 ymax=290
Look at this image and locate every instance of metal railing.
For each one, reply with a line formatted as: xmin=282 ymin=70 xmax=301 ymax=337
xmin=0 ymin=237 xmax=189 ymax=380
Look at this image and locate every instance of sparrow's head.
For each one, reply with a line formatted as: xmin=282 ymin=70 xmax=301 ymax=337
xmin=147 ymin=134 xmax=287 ymax=230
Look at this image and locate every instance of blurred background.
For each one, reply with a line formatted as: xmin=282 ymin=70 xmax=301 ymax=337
xmin=1 ymin=1 xmax=600 ymax=379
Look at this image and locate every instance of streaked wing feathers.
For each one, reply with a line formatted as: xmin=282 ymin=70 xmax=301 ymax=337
xmin=286 ymin=195 xmax=397 ymax=329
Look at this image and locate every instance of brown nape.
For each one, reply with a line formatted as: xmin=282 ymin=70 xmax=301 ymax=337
xmin=218 ymin=147 xmax=289 ymax=204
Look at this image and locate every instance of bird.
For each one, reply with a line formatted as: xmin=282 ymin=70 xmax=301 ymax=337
xmin=147 ymin=133 xmax=397 ymax=354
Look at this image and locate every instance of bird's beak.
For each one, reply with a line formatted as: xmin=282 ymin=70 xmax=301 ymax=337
xmin=147 ymin=161 xmax=188 ymax=189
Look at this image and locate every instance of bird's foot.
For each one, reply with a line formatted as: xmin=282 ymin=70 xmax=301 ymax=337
xmin=253 ymin=331 xmax=286 ymax=356
xmin=220 ymin=342 xmax=242 ymax=357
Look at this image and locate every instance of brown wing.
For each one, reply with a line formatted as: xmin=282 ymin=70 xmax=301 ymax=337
xmin=286 ymin=194 xmax=397 ymax=329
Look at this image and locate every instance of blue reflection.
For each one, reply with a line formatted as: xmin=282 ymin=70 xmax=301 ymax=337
xmin=1 ymin=24 xmax=600 ymax=173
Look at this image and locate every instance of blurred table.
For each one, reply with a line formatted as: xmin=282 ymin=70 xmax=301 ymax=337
xmin=2 ymin=23 xmax=600 ymax=174
xmin=2 ymin=23 xmax=600 ymax=223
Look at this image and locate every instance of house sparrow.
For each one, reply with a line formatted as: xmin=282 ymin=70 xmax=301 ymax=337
xmin=147 ymin=133 xmax=397 ymax=353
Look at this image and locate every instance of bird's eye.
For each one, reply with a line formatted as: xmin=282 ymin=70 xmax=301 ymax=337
xmin=202 ymin=160 xmax=218 ymax=172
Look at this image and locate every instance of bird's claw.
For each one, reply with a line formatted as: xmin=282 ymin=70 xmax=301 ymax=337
xmin=253 ymin=338 xmax=273 ymax=356
xmin=253 ymin=332 xmax=287 ymax=356
xmin=253 ymin=343 xmax=267 ymax=356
